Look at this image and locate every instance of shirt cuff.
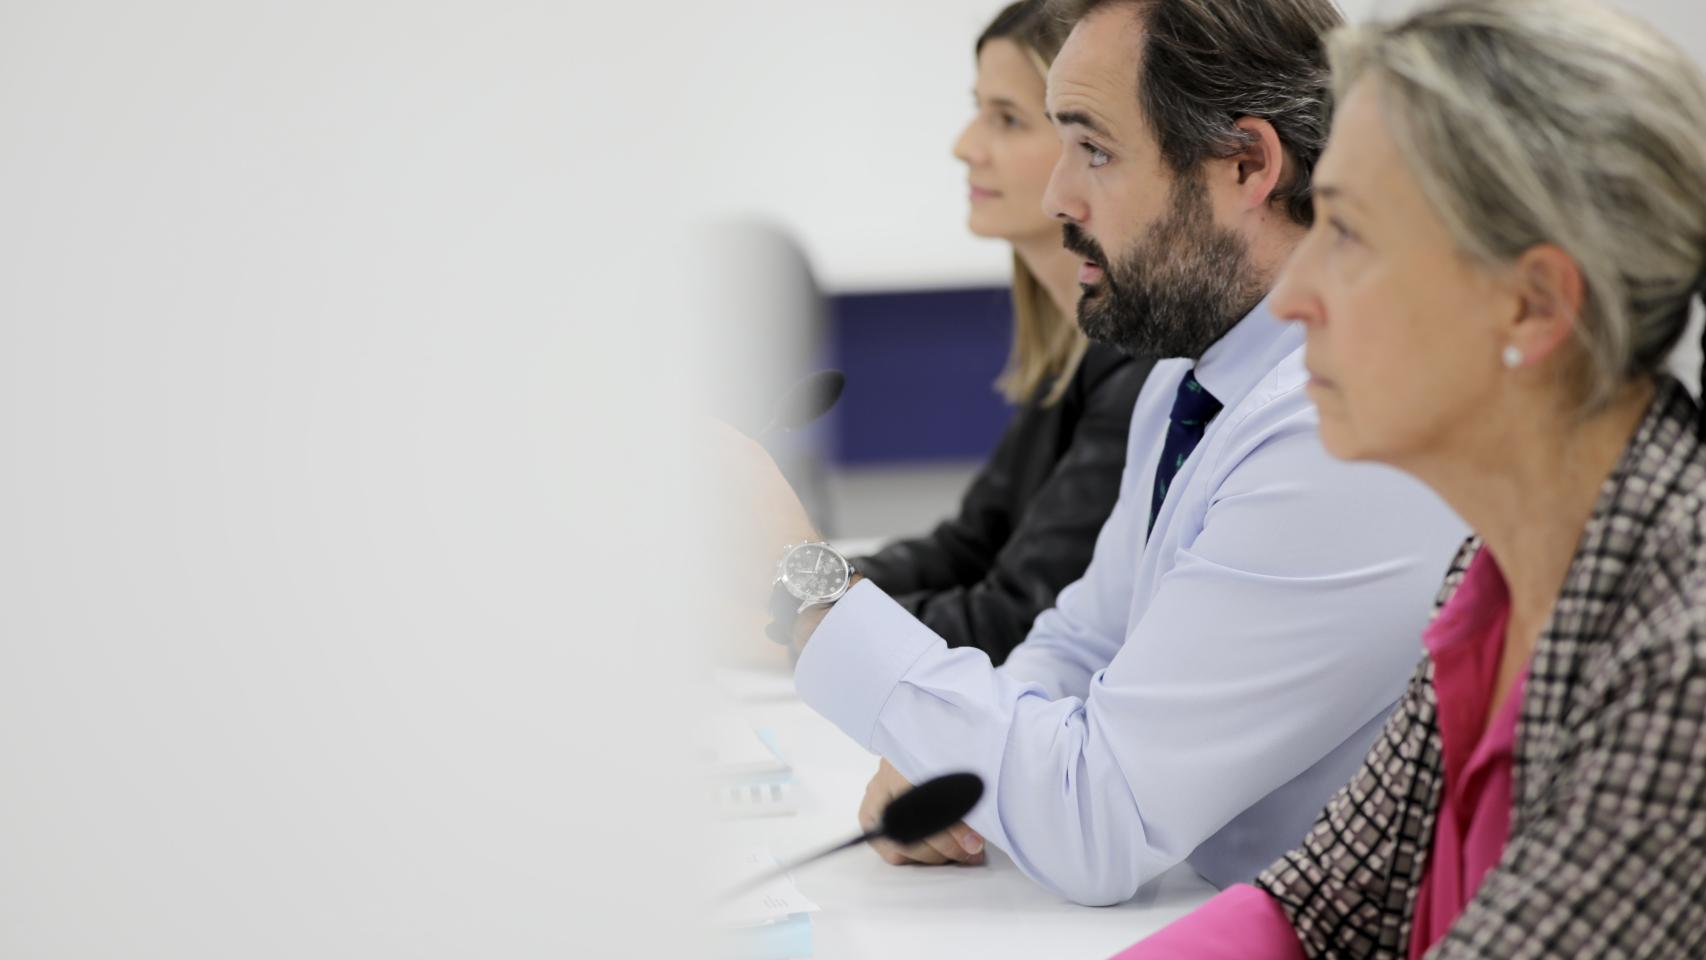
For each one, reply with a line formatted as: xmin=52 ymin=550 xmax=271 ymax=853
xmin=793 ymin=579 xmax=942 ymax=750
xmin=1108 ymin=884 xmax=1304 ymax=960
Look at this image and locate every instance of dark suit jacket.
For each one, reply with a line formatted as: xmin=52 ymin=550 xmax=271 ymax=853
xmin=854 ymin=342 xmax=1153 ymax=663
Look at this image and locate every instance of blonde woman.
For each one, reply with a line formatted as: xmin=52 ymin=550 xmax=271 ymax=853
xmin=1120 ymin=1 xmax=1706 ymax=956
xmin=852 ymin=0 xmax=1154 ymax=663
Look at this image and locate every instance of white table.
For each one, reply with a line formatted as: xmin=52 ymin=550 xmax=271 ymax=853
xmin=713 ymin=665 xmax=1217 ymax=960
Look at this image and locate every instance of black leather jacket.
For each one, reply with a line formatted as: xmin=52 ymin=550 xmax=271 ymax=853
xmin=854 ymin=342 xmax=1152 ymax=664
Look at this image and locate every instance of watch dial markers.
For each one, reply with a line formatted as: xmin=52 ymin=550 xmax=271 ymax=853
xmin=783 ymin=544 xmax=849 ymax=601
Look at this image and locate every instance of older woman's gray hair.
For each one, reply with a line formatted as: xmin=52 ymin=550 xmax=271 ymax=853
xmin=1327 ymin=0 xmax=1706 ymax=429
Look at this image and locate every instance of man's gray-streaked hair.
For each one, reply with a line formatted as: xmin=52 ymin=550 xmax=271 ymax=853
xmin=1330 ymin=0 xmax=1706 ymax=414
xmin=1048 ymin=0 xmax=1343 ymax=226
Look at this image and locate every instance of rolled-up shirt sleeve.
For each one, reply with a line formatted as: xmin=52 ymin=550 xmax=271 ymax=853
xmin=795 ymin=392 xmax=1461 ymax=907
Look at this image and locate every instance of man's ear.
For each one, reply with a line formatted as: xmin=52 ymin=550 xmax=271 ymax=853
xmin=1222 ymin=116 xmax=1286 ymax=213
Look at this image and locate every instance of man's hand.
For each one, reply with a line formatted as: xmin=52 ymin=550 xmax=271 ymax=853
xmin=859 ymin=758 xmax=986 ymax=866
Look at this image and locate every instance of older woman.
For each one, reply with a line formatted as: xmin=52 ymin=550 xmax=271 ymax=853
xmin=1118 ymin=0 xmax=1706 ymax=957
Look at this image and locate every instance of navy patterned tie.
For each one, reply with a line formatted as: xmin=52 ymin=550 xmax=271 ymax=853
xmin=1148 ymin=370 xmax=1222 ymax=537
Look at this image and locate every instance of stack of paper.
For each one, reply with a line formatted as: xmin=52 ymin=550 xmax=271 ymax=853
xmin=713 ymin=849 xmax=820 ymax=960
xmin=706 ymin=717 xmax=796 ymax=818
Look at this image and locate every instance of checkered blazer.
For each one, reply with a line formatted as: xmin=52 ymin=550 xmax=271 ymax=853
xmin=1255 ymin=378 xmax=1706 ymax=959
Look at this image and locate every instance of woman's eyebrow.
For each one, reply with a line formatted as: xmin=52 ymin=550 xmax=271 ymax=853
xmin=1314 ymin=182 xmax=1368 ymax=214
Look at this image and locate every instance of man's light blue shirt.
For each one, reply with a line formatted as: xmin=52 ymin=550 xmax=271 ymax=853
xmin=795 ymin=299 xmax=1467 ymax=906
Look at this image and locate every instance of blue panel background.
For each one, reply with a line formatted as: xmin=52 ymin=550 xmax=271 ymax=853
xmin=826 ymin=286 xmax=1015 ymax=466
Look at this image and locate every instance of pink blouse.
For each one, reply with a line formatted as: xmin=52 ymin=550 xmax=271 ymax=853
xmin=1111 ymin=551 xmax=1522 ymax=960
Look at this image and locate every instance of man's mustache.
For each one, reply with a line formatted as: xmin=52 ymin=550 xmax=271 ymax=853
xmin=1061 ymin=224 xmax=1107 ymax=269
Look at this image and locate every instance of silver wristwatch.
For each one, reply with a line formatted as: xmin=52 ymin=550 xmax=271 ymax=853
xmin=773 ymin=540 xmax=856 ymax=610
xmin=767 ymin=541 xmax=856 ymax=646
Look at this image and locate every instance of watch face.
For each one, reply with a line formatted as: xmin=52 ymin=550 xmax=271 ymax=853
xmin=781 ymin=543 xmax=850 ymax=602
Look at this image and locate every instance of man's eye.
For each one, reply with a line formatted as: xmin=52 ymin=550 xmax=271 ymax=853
xmin=999 ymin=112 xmax=1021 ymax=130
xmin=1083 ymin=143 xmax=1110 ymax=168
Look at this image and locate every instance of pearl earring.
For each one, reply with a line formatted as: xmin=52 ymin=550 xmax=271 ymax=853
xmin=1502 ymin=345 xmax=1524 ymax=370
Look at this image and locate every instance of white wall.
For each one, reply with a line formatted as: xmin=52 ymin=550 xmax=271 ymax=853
xmin=0 ymin=2 xmax=711 ymax=956
xmin=698 ymin=0 xmax=1706 ymax=296
xmin=692 ymin=0 xmax=1029 ymax=292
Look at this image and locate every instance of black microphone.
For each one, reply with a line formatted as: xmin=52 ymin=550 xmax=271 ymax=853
xmin=875 ymin=771 xmax=984 ymax=845
xmin=720 ymin=772 xmax=983 ymax=899
xmin=754 ymin=370 xmax=845 ymax=441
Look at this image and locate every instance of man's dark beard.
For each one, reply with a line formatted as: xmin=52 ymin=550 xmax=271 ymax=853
xmin=1062 ymin=173 xmax=1268 ymax=360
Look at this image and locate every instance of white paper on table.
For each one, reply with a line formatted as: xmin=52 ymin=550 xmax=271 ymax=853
xmin=713 ymin=848 xmax=821 ymax=929
xmin=704 ymin=715 xmax=789 ymax=778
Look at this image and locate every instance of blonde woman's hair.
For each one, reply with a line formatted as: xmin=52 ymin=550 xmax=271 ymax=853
xmin=978 ymin=0 xmax=1088 ymax=407
xmin=1328 ymin=0 xmax=1706 ymax=418
xmin=1003 ymin=252 xmax=1091 ymax=405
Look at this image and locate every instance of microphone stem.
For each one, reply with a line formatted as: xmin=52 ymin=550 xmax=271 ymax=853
xmin=718 ymin=830 xmax=878 ymax=901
